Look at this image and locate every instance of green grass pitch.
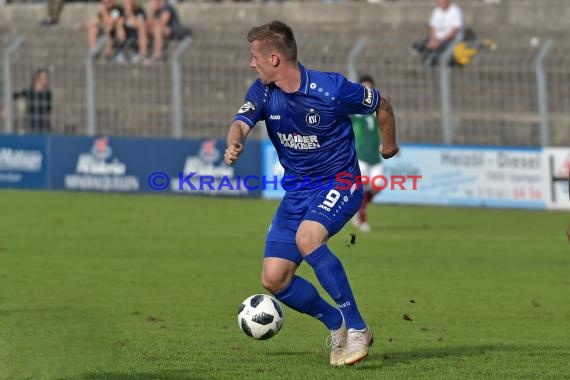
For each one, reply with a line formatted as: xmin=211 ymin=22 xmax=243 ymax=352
xmin=0 ymin=189 xmax=569 ymax=379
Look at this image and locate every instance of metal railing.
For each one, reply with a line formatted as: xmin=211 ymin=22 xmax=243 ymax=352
xmin=86 ymin=36 xmax=106 ymax=136
xmin=1 ymin=29 xmax=568 ymax=147
xmin=2 ymin=35 xmax=25 ymax=134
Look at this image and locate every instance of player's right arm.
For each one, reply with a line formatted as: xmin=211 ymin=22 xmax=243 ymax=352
xmin=224 ymin=79 xmax=266 ymax=166
xmin=224 ymin=120 xmax=250 ymax=166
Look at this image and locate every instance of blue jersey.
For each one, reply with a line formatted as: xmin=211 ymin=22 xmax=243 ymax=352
xmin=234 ymin=64 xmax=381 ymax=191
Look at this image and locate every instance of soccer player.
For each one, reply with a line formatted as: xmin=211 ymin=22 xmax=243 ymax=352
xmin=224 ymin=21 xmax=398 ymax=366
xmin=350 ymin=74 xmax=383 ymax=232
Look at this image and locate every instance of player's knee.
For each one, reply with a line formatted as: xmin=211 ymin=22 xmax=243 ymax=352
xmin=260 ymin=271 xmax=291 ymax=294
xmin=295 ymin=230 xmax=321 ymax=256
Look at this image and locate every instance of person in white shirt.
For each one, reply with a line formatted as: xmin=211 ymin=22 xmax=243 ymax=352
xmin=414 ymin=0 xmax=465 ymax=66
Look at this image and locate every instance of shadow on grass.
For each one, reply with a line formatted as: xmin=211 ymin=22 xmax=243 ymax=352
xmin=358 ymin=344 xmax=522 ymax=369
xmin=81 ymin=370 xmax=206 ymax=380
xmin=375 ymin=223 xmax=472 ymax=232
xmin=266 ymin=351 xmax=313 ymax=356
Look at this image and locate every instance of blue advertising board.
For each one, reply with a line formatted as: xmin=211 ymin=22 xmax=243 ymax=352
xmin=0 ymin=135 xmax=48 ymax=189
xmin=49 ymin=135 xmax=262 ymax=198
xmin=262 ymin=139 xmax=286 ymax=199
xmin=1 ymin=134 xmax=551 ymax=209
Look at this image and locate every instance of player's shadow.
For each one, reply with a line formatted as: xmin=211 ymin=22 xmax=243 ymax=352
xmin=357 ymin=344 xmax=522 ymax=369
xmin=376 ymin=223 xmax=472 ymax=232
xmin=81 ymin=370 xmax=206 ymax=380
xmin=267 ymin=351 xmax=311 ymax=356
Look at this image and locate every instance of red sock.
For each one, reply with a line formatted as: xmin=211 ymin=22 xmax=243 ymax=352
xmin=358 ymin=191 xmax=375 ymax=223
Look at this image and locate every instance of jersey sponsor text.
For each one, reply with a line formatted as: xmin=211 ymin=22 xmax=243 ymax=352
xmin=277 ymin=132 xmax=321 ymax=150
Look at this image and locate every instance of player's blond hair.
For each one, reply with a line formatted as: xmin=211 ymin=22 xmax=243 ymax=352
xmin=247 ymin=20 xmax=297 ymax=62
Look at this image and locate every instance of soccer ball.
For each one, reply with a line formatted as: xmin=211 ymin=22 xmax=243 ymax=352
xmin=237 ymin=294 xmax=284 ymax=340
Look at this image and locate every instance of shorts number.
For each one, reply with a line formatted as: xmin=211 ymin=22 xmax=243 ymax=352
xmin=322 ymin=189 xmax=341 ymax=208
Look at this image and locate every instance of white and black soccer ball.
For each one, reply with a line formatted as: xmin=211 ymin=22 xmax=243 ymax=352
xmin=237 ymin=294 xmax=284 ymax=340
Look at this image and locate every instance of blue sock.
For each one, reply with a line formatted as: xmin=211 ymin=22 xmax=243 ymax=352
xmin=273 ymin=275 xmax=343 ymax=331
xmin=304 ymin=245 xmax=367 ymax=330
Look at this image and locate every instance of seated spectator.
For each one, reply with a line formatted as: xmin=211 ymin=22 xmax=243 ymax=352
xmin=413 ymin=0 xmax=464 ymax=66
xmin=13 ymin=69 xmax=53 ymax=134
xmin=79 ymin=0 xmax=127 ymax=61
xmin=122 ymin=0 xmax=148 ymax=63
xmin=147 ymin=0 xmax=191 ymax=61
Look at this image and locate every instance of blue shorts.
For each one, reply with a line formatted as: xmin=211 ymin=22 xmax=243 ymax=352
xmin=264 ymin=183 xmax=364 ymax=265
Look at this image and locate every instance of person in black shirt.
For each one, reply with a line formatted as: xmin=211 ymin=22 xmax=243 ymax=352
xmin=147 ymin=0 xmax=190 ymax=61
xmin=14 ymin=68 xmax=53 ymax=134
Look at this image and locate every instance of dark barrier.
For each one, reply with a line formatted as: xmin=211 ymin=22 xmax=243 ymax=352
xmin=50 ymin=135 xmax=262 ymax=198
xmin=0 ymin=135 xmax=262 ymax=198
xmin=0 ymin=135 xmax=48 ymax=189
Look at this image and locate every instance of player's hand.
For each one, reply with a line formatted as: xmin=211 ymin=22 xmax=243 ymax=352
xmin=380 ymin=144 xmax=399 ymax=159
xmin=224 ymin=141 xmax=243 ymax=166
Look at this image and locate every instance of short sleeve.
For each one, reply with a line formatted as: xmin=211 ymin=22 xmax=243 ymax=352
xmin=334 ymin=75 xmax=381 ymax=116
xmin=233 ymin=79 xmax=266 ymax=128
xmin=449 ymin=6 xmax=463 ymax=28
xmin=429 ymin=8 xmax=438 ymax=28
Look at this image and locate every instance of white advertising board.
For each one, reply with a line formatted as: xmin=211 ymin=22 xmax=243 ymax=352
xmin=375 ymin=145 xmax=547 ymax=209
xmin=543 ymin=148 xmax=570 ymax=210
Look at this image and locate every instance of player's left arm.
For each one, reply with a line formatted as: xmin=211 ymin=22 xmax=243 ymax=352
xmin=335 ymin=74 xmax=398 ymax=158
xmin=376 ymin=93 xmax=399 ymax=159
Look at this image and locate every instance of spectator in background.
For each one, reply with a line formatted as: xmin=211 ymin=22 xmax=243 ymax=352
xmin=147 ymin=0 xmax=191 ymax=61
xmin=40 ymin=0 xmax=65 ymax=26
xmin=79 ymin=0 xmax=127 ymax=61
xmin=122 ymin=0 xmax=149 ymax=63
xmin=13 ymin=69 xmax=53 ymax=134
xmin=350 ymin=74 xmax=384 ymax=233
xmin=413 ymin=0 xmax=464 ymax=66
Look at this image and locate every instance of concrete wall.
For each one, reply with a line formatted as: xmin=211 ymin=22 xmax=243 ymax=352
xmin=0 ymin=1 xmax=568 ymax=35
